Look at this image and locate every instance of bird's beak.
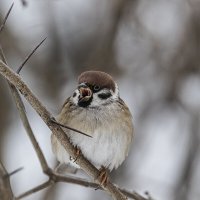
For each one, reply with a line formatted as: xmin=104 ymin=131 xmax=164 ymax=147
xmin=78 ymin=84 xmax=92 ymax=103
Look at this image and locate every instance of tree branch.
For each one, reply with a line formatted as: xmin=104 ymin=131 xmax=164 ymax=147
xmin=0 ymin=60 xmax=128 ymax=200
xmin=16 ymin=37 xmax=47 ymax=74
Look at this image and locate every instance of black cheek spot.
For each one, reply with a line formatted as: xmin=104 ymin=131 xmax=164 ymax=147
xmin=98 ymin=93 xmax=112 ymax=99
xmin=73 ymin=92 xmax=77 ymax=97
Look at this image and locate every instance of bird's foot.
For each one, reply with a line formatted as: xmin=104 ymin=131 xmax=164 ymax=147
xmin=97 ymin=167 xmax=109 ymax=188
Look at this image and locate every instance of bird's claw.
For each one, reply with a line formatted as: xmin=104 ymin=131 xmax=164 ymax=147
xmin=96 ymin=167 xmax=109 ymax=189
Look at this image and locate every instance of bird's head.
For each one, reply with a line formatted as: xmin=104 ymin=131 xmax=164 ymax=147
xmin=72 ymin=71 xmax=119 ymax=108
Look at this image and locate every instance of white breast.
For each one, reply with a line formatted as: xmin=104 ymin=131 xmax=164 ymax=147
xmin=51 ymin=102 xmax=133 ymax=171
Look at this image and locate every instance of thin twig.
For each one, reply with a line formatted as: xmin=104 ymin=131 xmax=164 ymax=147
xmin=0 ymin=3 xmax=14 ymax=33
xmin=16 ymin=180 xmax=53 ymax=199
xmin=4 ymin=167 xmax=24 ymax=179
xmin=51 ymin=118 xmax=92 ymax=138
xmin=16 ymin=37 xmax=47 ymax=74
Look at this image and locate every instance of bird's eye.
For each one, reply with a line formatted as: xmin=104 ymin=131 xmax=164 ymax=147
xmin=93 ymin=85 xmax=100 ymax=91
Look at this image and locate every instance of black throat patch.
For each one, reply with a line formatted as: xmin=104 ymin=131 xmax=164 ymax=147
xmin=78 ymin=95 xmax=93 ymax=108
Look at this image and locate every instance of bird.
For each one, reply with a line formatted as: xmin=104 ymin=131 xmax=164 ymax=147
xmin=51 ymin=70 xmax=134 ymax=184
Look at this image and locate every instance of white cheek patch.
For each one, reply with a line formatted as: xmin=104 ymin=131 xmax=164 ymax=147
xmin=90 ymin=84 xmax=119 ymax=107
xmin=90 ymin=93 xmax=106 ymax=107
xmin=72 ymin=89 xmax=80 ymax=105
xmin=112 ymin=83 xmax=119 ymax=100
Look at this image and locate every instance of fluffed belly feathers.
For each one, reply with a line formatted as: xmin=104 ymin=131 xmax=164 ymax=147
xmin=51 ymin=102 xmax=133 ymax=171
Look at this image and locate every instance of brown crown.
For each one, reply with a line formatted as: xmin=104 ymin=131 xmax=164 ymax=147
xmin=78 ymin=71 xmax=115 ymax=92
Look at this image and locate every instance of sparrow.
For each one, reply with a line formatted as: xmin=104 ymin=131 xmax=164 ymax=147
xmin=51 ymin=71 xmax=134 ymax=182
